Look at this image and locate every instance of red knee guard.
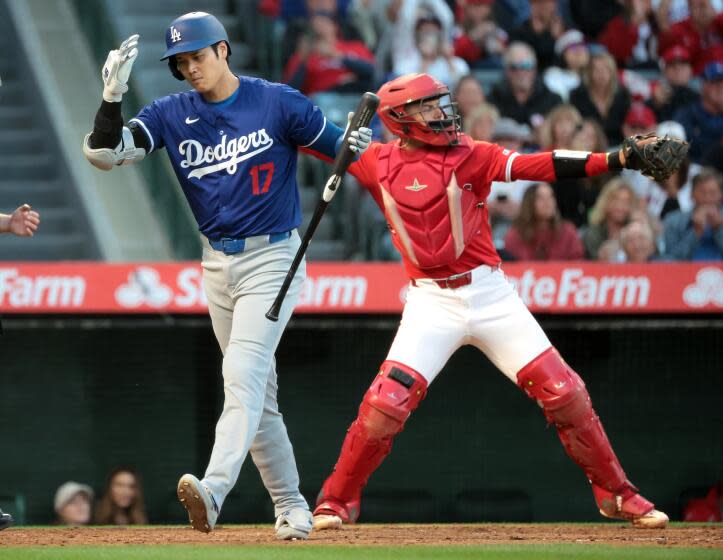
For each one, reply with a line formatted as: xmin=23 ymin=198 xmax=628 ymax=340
xmin=314 ymin=361 xmax=427 ymax=523
xmin=517 ymin=348 xmax=633 ymax=496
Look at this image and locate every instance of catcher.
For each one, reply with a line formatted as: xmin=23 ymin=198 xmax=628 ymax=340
xmin=313 ymin=73 xmax=687 ymax=531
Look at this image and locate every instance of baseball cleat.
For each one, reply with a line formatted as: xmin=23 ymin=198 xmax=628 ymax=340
xmin=593 ymin=484 xmax=669 ymax=528
xmin=275 ymin=507 xmax=313 ymax=540
xmin=177 ymin=474 xmax=218 ymax=533
xmin=313 ymin=513 xmax=342 ymax=531
xmin=0 ymin=508 xmax=13 ymax=531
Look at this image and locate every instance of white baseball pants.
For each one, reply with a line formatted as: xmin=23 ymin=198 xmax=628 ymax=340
xmin=200 ymin=231 xmax=308 ymax=517
xmin=386 ymin=264 xmax=552 ymax=385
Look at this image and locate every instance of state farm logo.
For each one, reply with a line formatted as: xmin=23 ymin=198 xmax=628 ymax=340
xmin=0 ymin=268 xmax=85 ymax=307
xmin=298 ymin=276 xmax=367 ymax=307
xmin=115 ymin=267 xmax=173 ymax=308
xmin=114 ymin=266 xmax=207 ymax=309
xmin=683 ymin=267 xmax=723 ymax=308
xmin=508 ymin=268 xmax=650 ymax=308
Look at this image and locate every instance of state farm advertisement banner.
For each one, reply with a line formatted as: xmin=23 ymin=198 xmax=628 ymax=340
xmin=0 ymin=262 xmax=720 ymax=314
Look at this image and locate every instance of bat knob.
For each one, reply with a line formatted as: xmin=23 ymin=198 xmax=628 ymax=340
xmin=265 ymin=309 xmax=279 ymax=322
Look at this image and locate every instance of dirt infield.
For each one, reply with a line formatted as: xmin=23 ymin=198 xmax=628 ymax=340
xmin=1 ymin=524 xmax=721 ymax=548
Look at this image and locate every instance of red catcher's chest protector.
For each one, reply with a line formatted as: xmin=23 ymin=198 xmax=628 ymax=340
xmin=377 ymin=137 xmax=484 ymax=269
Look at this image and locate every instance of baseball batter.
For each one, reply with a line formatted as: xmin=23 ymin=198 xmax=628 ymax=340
xmin=312 ymin=73 xmax=683 ymax=531
xmin=82 ymin=12 xmax=370 ymax=539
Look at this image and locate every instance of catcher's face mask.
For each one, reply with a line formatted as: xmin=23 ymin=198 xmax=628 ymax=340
xmin=394 ymin=94 xmax=460 ymax=146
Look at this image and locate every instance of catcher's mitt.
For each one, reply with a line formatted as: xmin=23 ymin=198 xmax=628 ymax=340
xmin=621 ymin=133 xmax=689 ymax=182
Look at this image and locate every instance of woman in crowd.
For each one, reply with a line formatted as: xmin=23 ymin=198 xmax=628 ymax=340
xmin=583 ymin=177 xmax=640 ymax=259
xmin=454 ymin=74 xmax=486 ymax=127
xmin=94 ymin=466 xmax=148 ymax=525
xmin=538 ymin=104 xmax=583 ymax=150
xmin=570 ymin=49 xmax=631 ymax=144
xmin=503 ymin=182 xmax=584 ymax=261
xmin=463 ymin=102 xmax=500 ymax=142
xmin=544 ymin=29 xmax=590 ymax=101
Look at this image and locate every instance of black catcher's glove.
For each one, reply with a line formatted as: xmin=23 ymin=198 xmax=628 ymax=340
xmin=621 ymin=133 xmax=689 ymax=182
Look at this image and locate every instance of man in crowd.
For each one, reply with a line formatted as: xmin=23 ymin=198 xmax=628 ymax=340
xmin=489 ymin=42 xmax=562 ymax=130
xmin=675 ymin=61 xmax=723 ymax=163
xmin=664 ymin=167 xmax=723 ymax=260
xmin=647 ymin=46 xmax=700 ymax=122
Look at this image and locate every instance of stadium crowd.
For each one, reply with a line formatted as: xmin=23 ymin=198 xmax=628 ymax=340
xmin=262 ymin=0 xmax=723 ymax=262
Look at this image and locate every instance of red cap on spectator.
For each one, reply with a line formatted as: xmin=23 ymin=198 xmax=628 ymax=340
xmin=624 ymin=103 xmax=657 ymax=128
xmin=662 ymin=46 xmax=691 ymax=64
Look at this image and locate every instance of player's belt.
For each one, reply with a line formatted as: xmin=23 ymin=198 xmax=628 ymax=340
xmin=412 ymin=263 xmax=502 ymax=290
xmin=209 ymin=231 xmax=292 ymax=255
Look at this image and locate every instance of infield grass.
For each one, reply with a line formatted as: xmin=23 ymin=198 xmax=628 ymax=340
xmin=1 ymin=546 xmax=720 ymax=560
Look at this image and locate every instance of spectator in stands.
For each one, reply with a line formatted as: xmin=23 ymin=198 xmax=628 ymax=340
xmin=453 ymin=0 xmax=508 ymax=69
xmin=598 ymin=0 xmax=660 ymax=70
xmin=283 ymin=11 xmax=375 ymax=96
xmin=454 ymin=74 xmax=486 ymax=127
xmin=663 ymin=167 xmax=723 ymax=259
xmin=619 ymin=220 xmax=660 ymax=261
xmin=675 ymin=61 xmax=723 ymax=163
xmin=54 ymin=482 xmax=94 ymax=526
xmin=570 ymin=0 xmax=623 ymax=40
xmin=683 ymin=482 xmax=723 ymax=522
xmin=622 ymin=101 xmax=659 ymax=140
xmin=653 ymin=0 xmax=723 ymax=27
xmin=394 ymin=13 xmax=470 ymax=89
xmin=552 ymin=119 xmax=611 ymax=227
xmin=488 ymin=42 xmax=562 ymax=130
xmin=0 ymin=204 xmax=39 ymax=237
xmin=538 ymin=104 xmax=583 ymax=150
xmin=391 ymin=0 xmax=455 ymax=76
xmin=503 ymin=182 xmax=584 ymax=260
xmin=544 ymin=29 xmax=590 ymax=101
xmin=658 ymin=0 xmax=723 ymax=75
xmin=583 ymin=177 xmax=640 ymax=259
xmin=570 ymin=48 xmax=632 ymax=144
xmin=646 ymin=46 xmax=700 ymax=121
xmin=348 ymin=0 xmax=398 ymax=81
xmin=463 ymin=102 xmax=500 ymax=141
xmin=94 ymin=466 xmax=148 ymax=525
xmin=508 ymin=0 xmax=565 ymax=71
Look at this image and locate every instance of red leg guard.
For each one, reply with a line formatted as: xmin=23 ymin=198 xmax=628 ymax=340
xmin=516 ymin=348 xmax=632 ymax=495
xmin=314 ymin=361 xmax=428 ymax=523
xmin=517 ymin=348 xmax=664 ymax=524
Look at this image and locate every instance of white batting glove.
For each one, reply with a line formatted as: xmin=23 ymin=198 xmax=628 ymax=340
xmin=345 ymin=111 xmax=373 ymax=154
xmin=102 ymin=34 xmax=139 ymax=103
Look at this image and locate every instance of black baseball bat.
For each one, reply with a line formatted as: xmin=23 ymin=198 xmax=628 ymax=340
xmin=266 ymin=91 xmax=380 ymax=321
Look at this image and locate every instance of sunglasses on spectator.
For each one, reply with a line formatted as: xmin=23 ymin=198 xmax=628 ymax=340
xmin=507 ymin=60 xmax=536 ymax=71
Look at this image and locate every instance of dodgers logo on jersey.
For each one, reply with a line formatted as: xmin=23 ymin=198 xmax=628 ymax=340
xmin=178 ymin=128 xmax=274 ymax=179
xmin=169 ymin=26 xmax=182 ymax=43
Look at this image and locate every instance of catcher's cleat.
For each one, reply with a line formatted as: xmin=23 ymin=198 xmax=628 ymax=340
xmin=0 ymin=508 xmax=13 ymax=531
xmin=593 ymin=484 xmax=669 ymax=528
xmin=313 ymin=513 xmax=343 ymax=531
xmin=275 ymin=507 xmax=313 ymax=540
xmin=177 ymin=474 xmax=218 ymax=533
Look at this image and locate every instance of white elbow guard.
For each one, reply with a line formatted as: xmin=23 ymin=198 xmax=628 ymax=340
xmin=83 ymin=126 xmax=146 ymax=170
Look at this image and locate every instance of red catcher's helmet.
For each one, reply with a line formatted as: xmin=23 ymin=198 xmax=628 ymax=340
xmin=377 ymin=73 xmax=460 ymax=146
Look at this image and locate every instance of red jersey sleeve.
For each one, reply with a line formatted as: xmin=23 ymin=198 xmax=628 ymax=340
xmin=466 ymin=142 xmax=516 ymax=187
xmin=348 ymin=142 xmax=384 ymax=206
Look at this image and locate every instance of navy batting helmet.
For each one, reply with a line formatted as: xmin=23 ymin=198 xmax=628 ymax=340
xmin=161 ymin=12 xmax=231 ymax=80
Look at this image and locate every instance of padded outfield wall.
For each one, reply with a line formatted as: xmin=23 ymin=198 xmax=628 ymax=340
xmin=0 ymin=312 xmax=720 ymax=525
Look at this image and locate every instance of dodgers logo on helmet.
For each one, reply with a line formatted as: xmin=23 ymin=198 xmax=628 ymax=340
xmin=161 ymin=11 xmax=229 ymax=60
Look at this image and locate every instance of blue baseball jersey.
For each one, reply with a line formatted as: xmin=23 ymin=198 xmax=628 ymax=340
xmin=130 ymin=76 xmax=336 ymax=240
